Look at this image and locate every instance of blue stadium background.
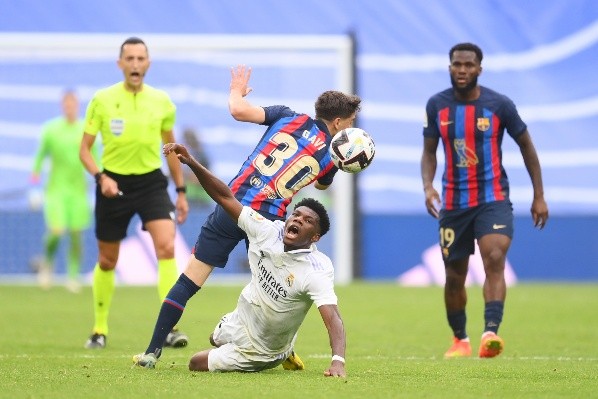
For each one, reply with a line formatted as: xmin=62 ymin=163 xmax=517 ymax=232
xmin=0 ymin=0 xmax=597 ymax=281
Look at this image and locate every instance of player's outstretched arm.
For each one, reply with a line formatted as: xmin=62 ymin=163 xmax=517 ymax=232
xmin=163 ymin=143 xmax=243 ymax=221
xmin=228 ymin=65 xmax=266 ymax=124
xmin=318 ymin=304 xmax=346 ymax=378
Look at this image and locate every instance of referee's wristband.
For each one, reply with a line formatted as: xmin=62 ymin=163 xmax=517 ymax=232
xmin=331 ymin=355 xmax=345 ymax=364
xmin=175 ymin=185 xmax=187 ymax=194
xmin=94 ymin=172 xmax=104 ymax=184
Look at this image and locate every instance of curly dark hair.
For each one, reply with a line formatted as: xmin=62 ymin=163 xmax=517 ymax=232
xmin=294 ymin=198 xmax=330 ymax=237
xmin=449 ymin=42 xmax=483 ymax=64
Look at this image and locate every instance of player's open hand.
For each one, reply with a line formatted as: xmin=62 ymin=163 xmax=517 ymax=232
xmin=324 ymin=363 xmax=346 ymax=378
xmin=424 ymin=187 xmax=441 ymax=219
xmin=163 ymin=143 xmax=193 ymax=165
xmin=175 ymin=195 xmax=189 ymax=224
xmin=531 ymin=197 xmax=549 ymax=229
xmin=230 ymin=65 xmax=253 ymax=97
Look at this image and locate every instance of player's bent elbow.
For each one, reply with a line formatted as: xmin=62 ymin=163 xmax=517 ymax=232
xmin=189 ymin=351 xmax=210 ymax=372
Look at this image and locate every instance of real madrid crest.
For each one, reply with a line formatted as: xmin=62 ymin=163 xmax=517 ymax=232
xmin=476 ymin=117 xmax=490 ymax=132
xmin=285 ymin=273 xmax=295 ymax=288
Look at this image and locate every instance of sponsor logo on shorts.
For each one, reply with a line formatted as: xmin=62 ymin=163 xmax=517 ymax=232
xmin=442 ymin=247 xmax=449 ymax=258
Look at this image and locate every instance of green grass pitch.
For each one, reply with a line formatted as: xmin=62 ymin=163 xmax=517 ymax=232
xmin=0 ymin=283 xmax=596 ymax=398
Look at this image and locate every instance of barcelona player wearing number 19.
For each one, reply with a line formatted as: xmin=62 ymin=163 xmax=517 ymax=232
xmin=421 ymin=43 xmax=549 ymax=359
xmin=133 ymin=65 xmax=361 ymax=368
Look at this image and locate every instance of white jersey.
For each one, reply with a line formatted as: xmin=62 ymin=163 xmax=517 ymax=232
xmin=236 ymin=206 xmax=337 ymax=355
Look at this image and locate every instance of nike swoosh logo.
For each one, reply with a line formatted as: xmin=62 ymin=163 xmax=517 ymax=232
xmin=493 ymin=224 xmax=507 ymax=229
xmin=440 ymin=120 xmax=454 ymax=126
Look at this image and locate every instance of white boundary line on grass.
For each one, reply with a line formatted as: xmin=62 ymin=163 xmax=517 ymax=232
xmin=310 ymin=354 xmax=598 ymax=362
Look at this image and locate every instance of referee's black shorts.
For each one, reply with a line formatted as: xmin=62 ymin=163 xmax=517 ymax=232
xmin=95 ymin=169 xmax=175 ymax=241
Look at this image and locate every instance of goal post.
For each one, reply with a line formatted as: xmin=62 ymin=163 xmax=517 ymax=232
xmin=0 ymin=32 xmax=357 ymax=284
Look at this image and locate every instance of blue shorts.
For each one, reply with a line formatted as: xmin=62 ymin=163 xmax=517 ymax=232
xmin=438 ymin=200 xmax=513 ymax=262
xmin=193 ymin=204 xmax=283 ymax=268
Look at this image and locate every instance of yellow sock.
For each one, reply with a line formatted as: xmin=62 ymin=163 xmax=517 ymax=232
xmin=92 ymin=263 xmax=115 ymax=335
xmin=157 ymin=258 xmax=178 ymax=301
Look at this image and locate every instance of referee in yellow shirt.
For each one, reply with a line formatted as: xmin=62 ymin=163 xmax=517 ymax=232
xmin=79 ymin=37 xmax=189 ymax=349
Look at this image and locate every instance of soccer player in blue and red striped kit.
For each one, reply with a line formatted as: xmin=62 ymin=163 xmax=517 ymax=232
xmin=421 ymin=43 xmax=549 ymax=358
xmin=133 ymin=65 xmax=361 ymax=369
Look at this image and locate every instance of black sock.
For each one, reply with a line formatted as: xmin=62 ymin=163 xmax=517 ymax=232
xmin=145 ymin=274 xmax=200 ymax=356
xmin=484 ymin=301 xmax=504 ymax=334
xmin=447 ymin=309 xmax=467 ymax=340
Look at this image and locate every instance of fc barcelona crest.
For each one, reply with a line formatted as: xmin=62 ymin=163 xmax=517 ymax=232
xmin=477 ymin=117 xmax=490 ymax=132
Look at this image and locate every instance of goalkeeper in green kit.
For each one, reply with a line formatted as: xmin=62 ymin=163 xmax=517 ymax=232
xmin=31 ymin=90 xmax=97 ymax=293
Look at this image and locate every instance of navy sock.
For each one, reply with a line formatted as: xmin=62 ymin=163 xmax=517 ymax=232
xmin=484 ymin=301 xmax=504 ymax=334
xmin=447 ymin=309 xmax=467 ymax=340
xmin=145 ymin=274 xmax=200 ymax=356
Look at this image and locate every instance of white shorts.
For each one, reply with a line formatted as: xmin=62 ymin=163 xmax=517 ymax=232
xmin=207 ymin=309 xmax=292 ymax=372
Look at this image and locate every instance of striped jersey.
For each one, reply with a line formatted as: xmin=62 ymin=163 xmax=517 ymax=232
xmin=229 ymin=105 xmax=338 ymax=218
xmin=423 ymin=86 xmax=527 ymax=210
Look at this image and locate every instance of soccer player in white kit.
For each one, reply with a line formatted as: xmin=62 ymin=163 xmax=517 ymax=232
xmin=163 ymin=142 xmax=347 ymax=377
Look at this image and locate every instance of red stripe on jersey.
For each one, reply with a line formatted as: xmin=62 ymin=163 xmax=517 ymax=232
xmin=438 ymin=108 xmax=454 ymax=209
xmin=490 ymin=114 xmax=505 ymax=201
xmin=230 ymin=163 xmax=256 ymax=194
xmin=465 ymin=106 xmax=478 ymax=207
xmin=283 ymin=114 xmax=309 ymax=133
xmin=248 ymin=115 xmax=310 ymax=214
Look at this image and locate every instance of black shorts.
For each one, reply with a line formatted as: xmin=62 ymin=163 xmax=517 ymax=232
xmin=193 ymin=204 xmax=283 ymax=268
xmin=95 ymin=169 xmax=175 ymax=241
xmin=438 ymin=200 xmax=513 ymax=262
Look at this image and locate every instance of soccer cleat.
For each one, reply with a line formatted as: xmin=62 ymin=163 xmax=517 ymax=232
xmin=281 ymin=351 xmax=305 ymax=370
xmin=35 ymin=257 xmax=52 ymax=290
xmin=478 ymin=332 xmax=504 ymax=358
xmin=65 ymin=278 xmax=82 ymax=294
xmin=132 ymin=352 xmax=158 ymax=369
xmin=164 ymin=328 xmax=189 ymax=348
xmin=84 ymin=333 xmax=106 ymax=349
xmin=444 ymin=337 xmax=472 ymax=358
xmin=38 ymin=266 xmax=52 ymax=290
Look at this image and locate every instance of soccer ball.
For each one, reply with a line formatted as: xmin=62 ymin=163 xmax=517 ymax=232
xmin=329 ymin=128 xmax=375 ymax=173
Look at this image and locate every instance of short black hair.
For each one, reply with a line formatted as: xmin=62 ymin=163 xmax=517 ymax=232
xmin=449 ymin=42 xmax=483 ymax=64
xmin=294 ymin=198 xmax=330 ymax=237
xmin=120 ymin=36 xmax=147 ymax=57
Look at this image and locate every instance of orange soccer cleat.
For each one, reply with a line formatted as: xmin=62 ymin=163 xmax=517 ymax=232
xmin=478 ymin=332 xmax=504 ymax=358
xmin=444 ymin=337 xmax=472 ymax=358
